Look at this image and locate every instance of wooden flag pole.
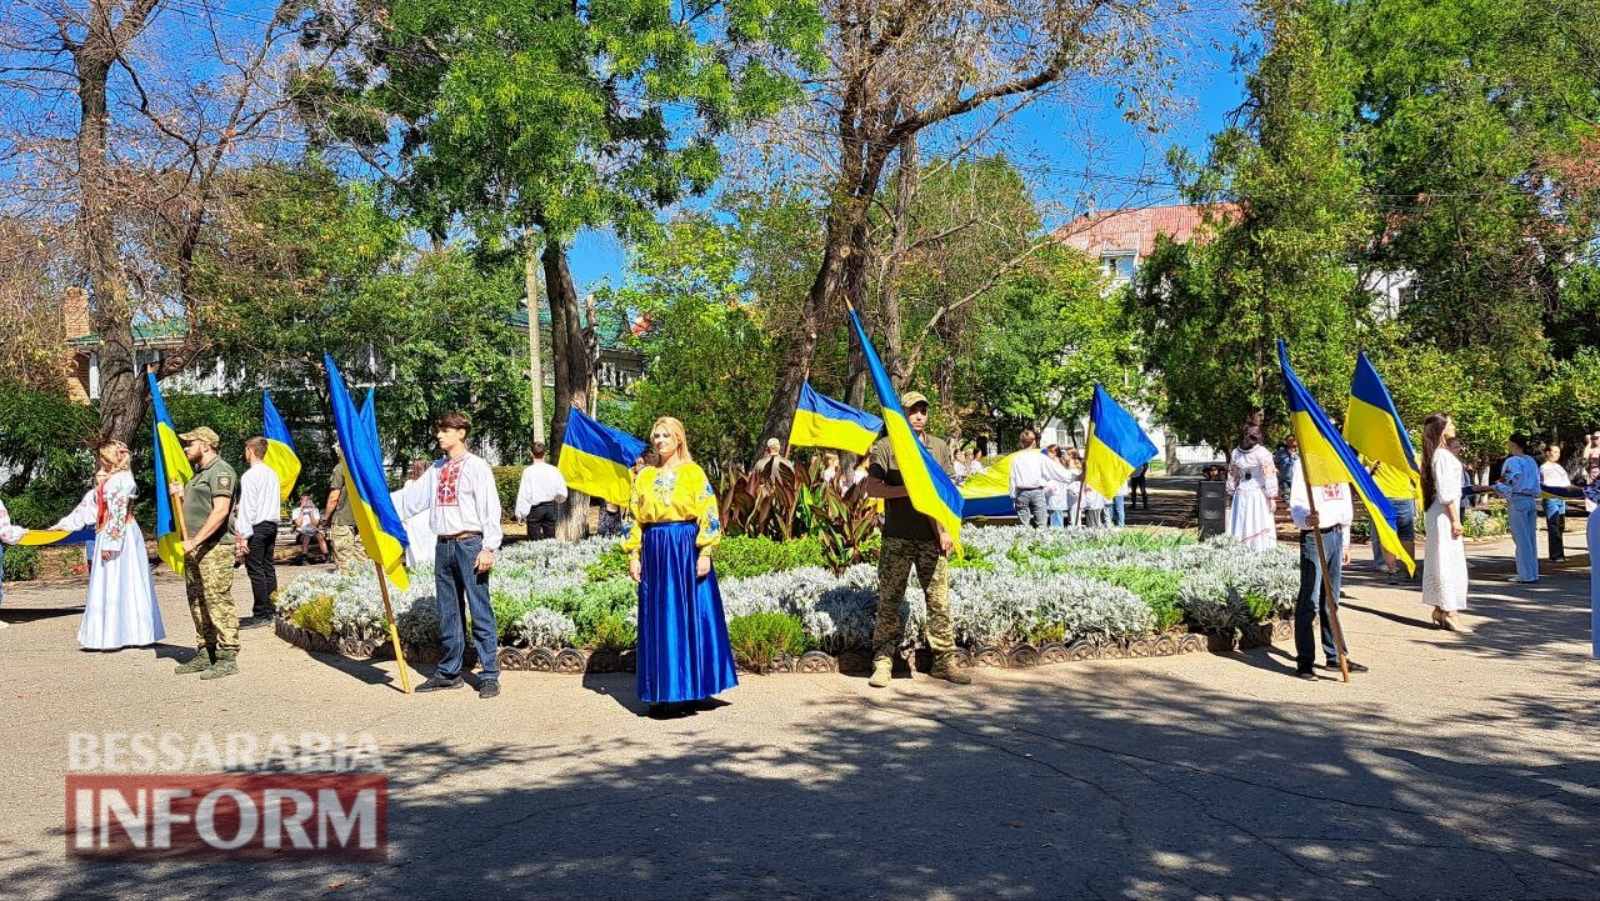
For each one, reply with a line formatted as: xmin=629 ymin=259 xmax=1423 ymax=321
xmin=1074 ymin=419 xmax=1095 ymax=527
xmin=374 ymin=560 xmax=414 ymax=695
xmin=1297 ymin=451 xmax=1352 ymax=683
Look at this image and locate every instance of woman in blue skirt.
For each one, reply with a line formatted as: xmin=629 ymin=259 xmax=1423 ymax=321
xmin=624 ymin=416 xmax=738 ymax=716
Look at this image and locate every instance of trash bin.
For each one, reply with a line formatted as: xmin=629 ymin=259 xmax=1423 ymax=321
xmin=1197 ymin=479 xmax=1227 ymax=539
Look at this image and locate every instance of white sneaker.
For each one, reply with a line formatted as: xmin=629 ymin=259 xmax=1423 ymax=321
xmin=0 ymin=620 xmax=10 ymax=629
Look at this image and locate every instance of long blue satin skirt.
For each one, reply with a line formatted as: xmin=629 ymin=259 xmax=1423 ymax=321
xmin=637 ymin=521 xmax=739 ymax=703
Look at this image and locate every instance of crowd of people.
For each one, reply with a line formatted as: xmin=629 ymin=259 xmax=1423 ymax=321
xmin=1 ymin=388 xmax=1595 ymax=707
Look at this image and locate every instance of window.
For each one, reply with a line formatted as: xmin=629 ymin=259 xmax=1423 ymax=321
xmin=1101 ymin=253 xmax=1136 ymax=282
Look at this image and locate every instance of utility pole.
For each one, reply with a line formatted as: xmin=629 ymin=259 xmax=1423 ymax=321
xmin=525 ymin=231 xmax=546 ymax=444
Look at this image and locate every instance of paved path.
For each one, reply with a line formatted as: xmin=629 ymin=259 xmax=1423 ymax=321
xmin=1 ymin=537 xmax=1596 ymax=899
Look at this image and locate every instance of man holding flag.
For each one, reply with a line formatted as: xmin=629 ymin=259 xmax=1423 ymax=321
xmin=863 ymin=390 xmax=969 ymax=687
xmin=172 ymin=426 xmax=242 ymax=679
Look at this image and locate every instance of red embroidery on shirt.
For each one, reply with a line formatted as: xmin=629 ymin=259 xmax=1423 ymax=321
xmin=436 ymin=459 xmax=463 ymax=507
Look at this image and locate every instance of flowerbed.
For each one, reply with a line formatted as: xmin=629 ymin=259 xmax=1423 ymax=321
xmin=274 ymin=528 xmax=1299 ymax=671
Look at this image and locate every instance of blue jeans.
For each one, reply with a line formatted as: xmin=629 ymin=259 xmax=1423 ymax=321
xmin=1372 ymin=498 xmax=1415 ymax=566
xmin=434 ymin=535 xmax=499 ymax=681
xmin=1296 ymin=527 xmax=1346 ymax=669
xmin=1110 ymin=495 xmax=1127 ymax=527
xmin=1509 ymin=497 xmax=1539 ymax=581
xmin=1048 ymin=509 xmax=1065 ymax=528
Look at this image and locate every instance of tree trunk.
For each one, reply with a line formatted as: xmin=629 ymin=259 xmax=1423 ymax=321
xmin=77 ymin=50 xmax=145 ymax=445
xmin=543 ymin=239 xmax=592 ymax=540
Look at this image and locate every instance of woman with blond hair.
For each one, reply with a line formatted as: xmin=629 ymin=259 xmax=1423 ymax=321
xmin=624 ymin=417 xmax=738 ymax=716
xmin=49 ymin=441 xmax=165 ymax=649
xmin=1421 ymin=414 xmax=1469 ymax=630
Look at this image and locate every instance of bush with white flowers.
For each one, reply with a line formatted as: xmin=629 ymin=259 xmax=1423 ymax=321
xmin=275 ymin=527 xmax=1296 ymax=654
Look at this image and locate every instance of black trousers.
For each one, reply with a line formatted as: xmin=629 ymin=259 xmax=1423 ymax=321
xmin=527 ymin=501 xmax=559 ymax=540
xmin=1547 ymin=511 xmax=1566 ymax=561
xmin=245 ymin=521 xmax=279 ymax=617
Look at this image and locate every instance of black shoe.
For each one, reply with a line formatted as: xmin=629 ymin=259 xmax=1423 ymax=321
xmin=240 ymin=615 xmax=270 ymax=629
xmin=416 ymin=674 xmax=464 ymax=692
xmin=1295 ymin=669 xmax=1318 ymax=681
xmin=1322 ymin=660 xmax=1369 ymax=673
xmin=477 ymin=679 xmax=501 ymax=699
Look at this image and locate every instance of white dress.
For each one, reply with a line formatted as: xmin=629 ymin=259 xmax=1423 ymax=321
xmin=1422 ymin=448 xmax=1469 ymax=611
xmin=1227 ymin=445 xmax=1278 ymax=551
xmin=52 ymin=471 xmax=165 ymax=650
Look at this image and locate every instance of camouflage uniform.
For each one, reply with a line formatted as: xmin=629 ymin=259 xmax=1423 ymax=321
xmin=185 ymin=541 xmax=239 ymax=652
xmin=327 ymin=462 xmax=369 ymax=569
xmin=867 ymin=429 xmax=959 ymax=668
xmin=874 ymin=535 xmax=955 ymax=661
xmin=181 ymin=454 xmax=239 ymax=654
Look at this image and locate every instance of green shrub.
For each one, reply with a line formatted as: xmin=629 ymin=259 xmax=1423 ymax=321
xmin=1027 ymin=622 xmax=1067 ymax=645
xmin=589 ymin=611 xmax=637 ymax=652
xmin=291 ymin=595 xmax=337 ymax=637
xmin=726 ymin=611 xmax=809 ymax=673
xmin=3 ymin=544 xmax=40 ymax=581
xmin=490 ymin=590 xmax=544 ymax=634
xmin=1240 ymin=592 xmax=1274 ymax=625
xmin=714 ymin=535 xmax=827 ymax=579
xmin=1084 ymin=566 xmax=1184 ymax=632
xmin=491 ymin=466 xmax=522 ymax=520
xmin=585 ymin=544 xmax=630 ymax=581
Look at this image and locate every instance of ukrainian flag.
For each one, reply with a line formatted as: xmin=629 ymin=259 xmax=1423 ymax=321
xmin=788 ymin=381 xmax=883 ymax=456
xmin=325 ymin=354 xmax=409 ymax=590
xmin=146 ymin=372 xmax=192 ymax=574
xmin=557 ymin=406 xmax=646 ymax=507
xmin=1083 ymin=384 xmax=1158 ymax=500
xmin=1278 ymin=341 xmax=1415 ymax=575
xmin=1342 ymin=352 xmax=1421 ymax=505
xmin=16 ymin=527 xmax=95 ymax=546
xmin=261 ymin=390 xmax=301 ymax=504
xmin=960 ymin=452 xmax=1023 ymax=518
xmin=848 ymin=309 xmax=964 ymax=546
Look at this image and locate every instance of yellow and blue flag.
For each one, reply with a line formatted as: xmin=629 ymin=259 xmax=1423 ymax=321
xmin=1343 ymin=352 xmax=1421 ymax=505
xmin=557 ymin=406 xmax=647 ymax=507
xmin=16 ymin=527 xmax=95 ymax=546
xmin=848 ymin=310 xmax=964 ymax=546
xmin=146 ymin=372 xmax=192 ymax=574
xmin=961 ymin=451 xmax=1023 ymax=518
xmin=261 ymin=390 xmax=301 ymax=504
xmin=788 ymin=381 xmax=883 ymax=456
xmin=1083 ymin=384 xmax=1158 ymax=500
xmin=325 ymin=354 xmax=409 ymax=590
xmin=1278 ymin=341 xmax=1416 ymax=575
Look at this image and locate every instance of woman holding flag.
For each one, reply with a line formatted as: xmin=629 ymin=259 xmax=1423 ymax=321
xmin=625 ymin=416 xmax=738 ymax=716
xmin=49 ymin=441 xmax=165 ymax=650
xmin=1421 ymin=414 xmax=1469 ymax=630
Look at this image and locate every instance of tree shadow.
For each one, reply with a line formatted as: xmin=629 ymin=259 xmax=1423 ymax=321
xmin=7 ymin=665 xmax=1597 ymax=899
xmin=0 ymin=606 xmax=84 ymax=624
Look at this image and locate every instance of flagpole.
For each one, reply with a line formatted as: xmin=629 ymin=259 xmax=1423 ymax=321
xmin=374 ymin=560 xmax=414 ymax=695
xmin=1297 ymin=450 xmax=1352 ymax=683
xmin=1074 ymin=419 xmax=1095 ymax=527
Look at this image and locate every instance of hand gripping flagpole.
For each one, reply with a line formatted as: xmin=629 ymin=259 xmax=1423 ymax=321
xmin=1074 ymin=419 xmax=1096 ymax=528
xmin=1297 ymin=451 xmax=1352 ymax=683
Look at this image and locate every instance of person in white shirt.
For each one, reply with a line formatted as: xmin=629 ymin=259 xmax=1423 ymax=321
xmin=232 ymin=437 xmax=283 ymax=625
xmin=396 ymin=411 xmax=505 ymax=699
xmin=290 ymin=494 xmax=328 ymax=563
xmin=390 ymin=459 xmax=437 ymax=569
xmin=0 ymin=496 xmax=26 ymax=629
xmin=1538 ymin=443 xmax=1570 ymax=564
xmin=513 ymin=443 xmax=568 ymax=541
xmin=1009 ymin=429 xmax=1049 ymax=528
xmin=1042 ymin=446 xmax=1076 ymax=528
xmin=1289 ymin=470 xmax=1369 ymax=678
xmin=1492 ymin=433 xmax=1541 ymax=583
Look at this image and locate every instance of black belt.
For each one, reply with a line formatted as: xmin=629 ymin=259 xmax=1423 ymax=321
xmin=1301 ymin=525 xmax=1342 ymax=535
xmin=1016 ymin=486 xmax=1044 ymax=492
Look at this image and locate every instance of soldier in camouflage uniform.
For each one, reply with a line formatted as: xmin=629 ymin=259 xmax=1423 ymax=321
xmin=323 ymin=452 xmax=368 ymax=570
xmin=862 ymin=391 xmax=971 ymax=687
xmin=171 ymin=427 xmax=241 ymax=679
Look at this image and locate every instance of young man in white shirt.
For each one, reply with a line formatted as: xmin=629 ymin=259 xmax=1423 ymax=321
xmin=513 ymin=442 xmax=568 ymax=541
xmin=1289 ymin=472 xmax=1368 ymax=679
xmin=1493 ymin=433 xmax=1541 ymax=582
xmin=1009 ymin=428 xmax=1049 ymax=528
xmin=233 ymin=437 xmax=283 ymax=626
xmin=397 ymin=411 xmax=505 ymax=699
xmin=1538 ymin=443 xmax=1570 ymax=563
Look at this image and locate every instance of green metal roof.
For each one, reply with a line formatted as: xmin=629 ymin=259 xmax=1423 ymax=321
xmin=67 ymin=318 xmax=188 ymax=348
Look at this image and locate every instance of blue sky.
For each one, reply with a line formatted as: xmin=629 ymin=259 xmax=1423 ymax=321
xmin=564 ymin=17 xmax=1253 ymax=295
